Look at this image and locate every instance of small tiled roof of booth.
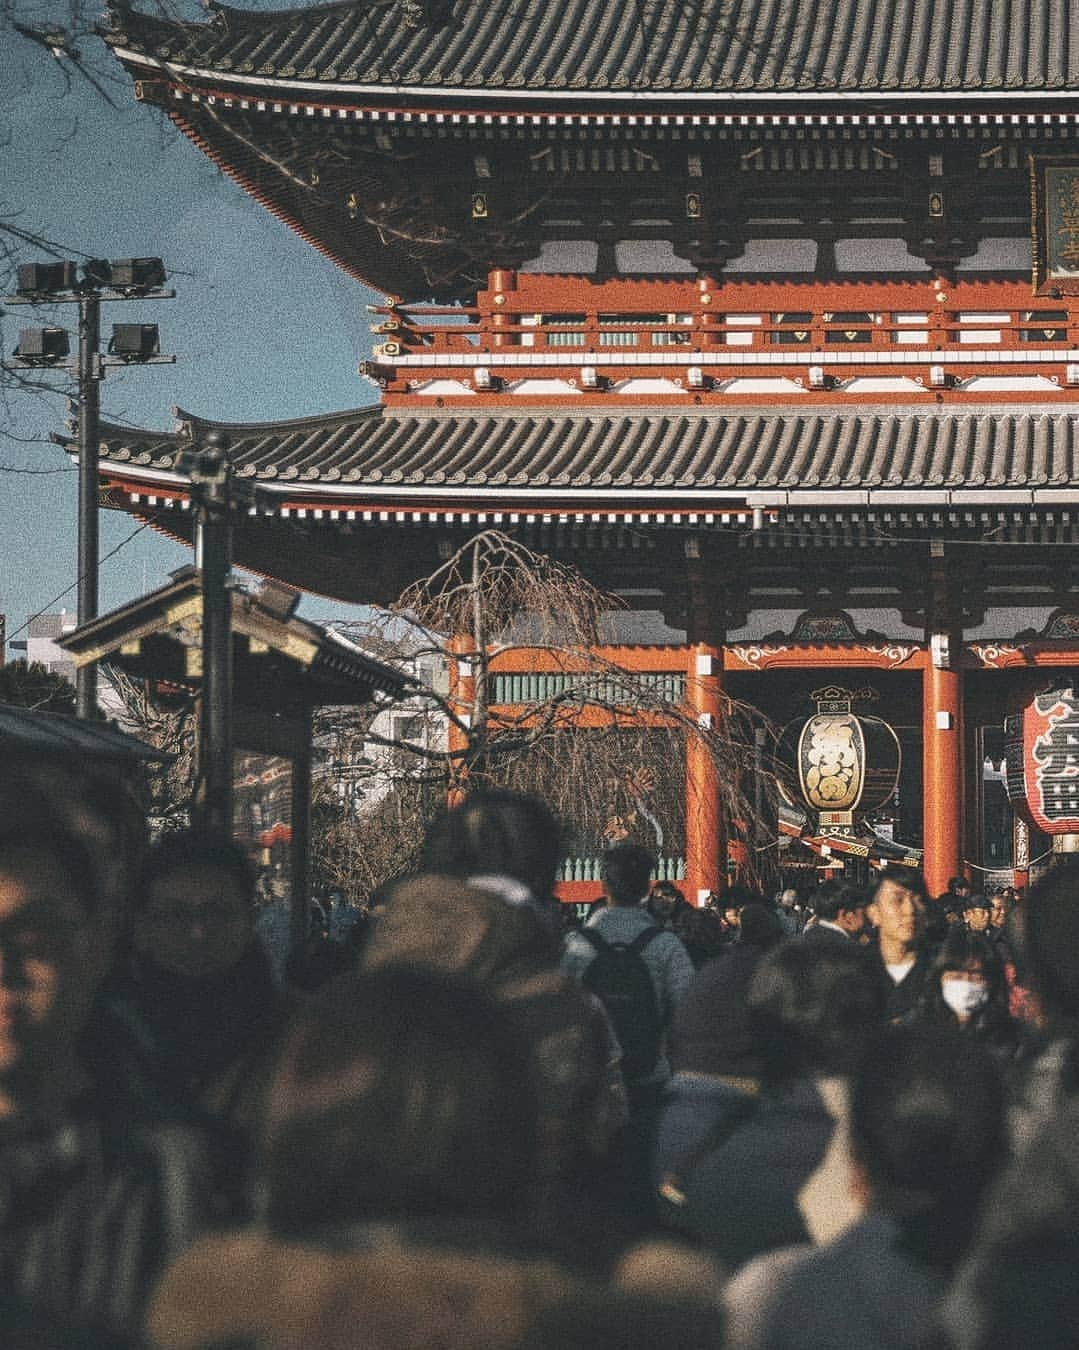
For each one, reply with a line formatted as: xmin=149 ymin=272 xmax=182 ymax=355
xmin=102 ymin=0 xmax=1079 ymax=96
xmin=58 ymin=566 xmax=415 ymax=704
xmin=77 ymin=405 xmax=1079 ymax=492
xmin=0 ymin=703 xmax=169 ymax=762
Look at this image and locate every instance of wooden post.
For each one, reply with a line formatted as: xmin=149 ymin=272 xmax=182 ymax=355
xmin=489 ymin=268 xmax=516 ymax=349
xmin=685 ymin=643 xmax=726 ymax=904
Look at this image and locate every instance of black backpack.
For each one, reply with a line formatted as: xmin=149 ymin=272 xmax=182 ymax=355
xmin=580 ymin=926 xmax=664 ymax=1082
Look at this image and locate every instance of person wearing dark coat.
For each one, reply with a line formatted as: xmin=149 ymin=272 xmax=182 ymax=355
xmin=668 ymin=904 xmax=785 ymax=1082
xmin=0 ymin=771 xmax=231 ymax=1341
xmin=905 ymin=929 xmax=1035 ymax=1088
xmin=660 ymin=941 xmax=885 ymax=1270
xmin=864 ymin=867 xmax=934 ymax=1022
xmin=85 ymin=830 xmax=291 ymax=1142
xmin=747 ymin=1024 xmax=1007 ymax=1350
xmin=802 ymin=884 xmax=867 ymax=949
xmin=655 ymin=905 xmax=785 ymax=1203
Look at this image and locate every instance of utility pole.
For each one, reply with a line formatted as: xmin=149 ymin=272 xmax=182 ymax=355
xmin=75 ymin=293 xmax=101 ymax=717
xmin=180 ymin=432 xmax=236 ymax=833
xmin=3 ymin=258 xmax=174 ymax=718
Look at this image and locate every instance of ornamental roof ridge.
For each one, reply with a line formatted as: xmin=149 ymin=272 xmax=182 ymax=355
xmin=166 ymin=403 xmax=385 ymax=436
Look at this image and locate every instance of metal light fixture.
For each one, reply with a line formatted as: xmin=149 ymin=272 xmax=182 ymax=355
xmin=109 ymin=323 xmax=160 ymax=359
xmin=14 ymin=326 xmax=70 ymax=361
xmin=473 ymin=366 xmax=502 ymax=391
xmin=110 ymin=257 xmax=167 ymax=290
xmin=2 ymin=254 xmax=175 ymax=721
xmin=82 ymin=257 xmax=167 ymax=291
xmin=16 ymin=261 xmax=77 ymax=295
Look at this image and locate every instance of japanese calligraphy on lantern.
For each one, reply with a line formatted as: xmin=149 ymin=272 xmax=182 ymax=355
xmin=1005 ymin=685 xmax=1079 ymax=833
xmin=1031 ymin=157 xmax=1079 ymax=294
xmin=781 ymin=687 xmax=901 ymax=835
xmin=798 ymin=713 xmax=865 ymax=811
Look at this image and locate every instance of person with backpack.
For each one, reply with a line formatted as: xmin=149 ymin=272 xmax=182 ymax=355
xmin=561 ymin=843 xmax=695 ymax=1229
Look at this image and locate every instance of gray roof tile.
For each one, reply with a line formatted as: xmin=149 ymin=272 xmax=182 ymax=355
xmin=103 ymin=0 xmax=1079 ymax=96
xmin=76 ymin=405 xmax=1079 ymax=499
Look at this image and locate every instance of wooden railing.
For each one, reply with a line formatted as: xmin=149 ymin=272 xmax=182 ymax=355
xmin=491 ymin=671 xmax=686 ymax=705
xmin=364 ymin=280 xmax=1079 ymax=402
xmin=369 ymin=301 xmax=1075 ymax=360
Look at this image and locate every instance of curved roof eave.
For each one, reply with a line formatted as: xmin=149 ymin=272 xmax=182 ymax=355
xmin=102 ymin=0 xmax=1079 ymax=102
xmin=163 ymin=105 xmax=429 ymax=299
xmin=68 ymin=404 xmax=1079 ymax=510
xmin=111 ymin=49 xmax=1079 ymax=108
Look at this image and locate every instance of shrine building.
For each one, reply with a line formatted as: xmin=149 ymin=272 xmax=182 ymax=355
xmin=92 ymin=0 xmax=1079 ymax=899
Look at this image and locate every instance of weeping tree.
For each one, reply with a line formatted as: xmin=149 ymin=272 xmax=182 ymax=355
xmin=312 ymin=530 xmax=779 ymax=902
xmin=103 ymin=665 xmax=197 ymax=833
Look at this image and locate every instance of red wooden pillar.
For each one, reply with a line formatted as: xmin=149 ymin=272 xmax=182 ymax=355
xmin=685 ymin=643 xmax=726 ymax=904
xmin=923 ymin=545 xmax=964 ymax=898
xmin=922 ymin=658 xmax=964 ymax=898
xmin=447 ymin=634 xmax=474 ymax=805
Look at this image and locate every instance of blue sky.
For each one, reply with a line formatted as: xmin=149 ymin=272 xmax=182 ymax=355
xmin=1 ymin=1 xmax=382 ymax=643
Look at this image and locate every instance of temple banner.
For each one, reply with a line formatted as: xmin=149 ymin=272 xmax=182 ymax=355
xmin=1031 ymin=157 xmax=1079 ymax=294
xmin=1005 ymin=684 xmax=1079 ymax=845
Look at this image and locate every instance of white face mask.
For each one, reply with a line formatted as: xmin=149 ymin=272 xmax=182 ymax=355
xmin=941 ymin=978 xmax=989 ymax=1018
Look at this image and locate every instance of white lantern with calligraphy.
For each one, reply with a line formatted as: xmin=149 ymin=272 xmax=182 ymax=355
xmin=779 ymin=686 xmax=901 ymax=836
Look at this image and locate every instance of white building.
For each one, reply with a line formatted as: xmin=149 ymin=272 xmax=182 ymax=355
xmin=7 ymin=611 xmax=77 ymax=683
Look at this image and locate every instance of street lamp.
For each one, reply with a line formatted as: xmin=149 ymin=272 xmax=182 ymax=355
xmin=3 ymin=256 xmax=175 ymax=718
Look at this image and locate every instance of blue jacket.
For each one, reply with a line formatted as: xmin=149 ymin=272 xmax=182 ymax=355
xmin=561 ymin=904 xmax=695 ymax=1085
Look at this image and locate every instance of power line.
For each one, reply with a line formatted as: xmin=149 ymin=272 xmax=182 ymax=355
xmin=6 ymin=520 xmax=153 ymax=644
xmin=0 ymin=464 xmax=76 ymax=474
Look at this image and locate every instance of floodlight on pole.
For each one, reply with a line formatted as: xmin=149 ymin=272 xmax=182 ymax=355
xmin=16 ymin=262 xmax=78 ymax=296
xmin=109 ymin=323 xmax=160 ymax=359
xmin=14 ymin=327 xmax=71 ymax=362
xmin=2 ymin=255 xmax=176 ymax=719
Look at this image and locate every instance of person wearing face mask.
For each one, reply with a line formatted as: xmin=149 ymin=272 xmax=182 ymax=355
xmin=907 ymin=930 xmax=1033 ymax=1083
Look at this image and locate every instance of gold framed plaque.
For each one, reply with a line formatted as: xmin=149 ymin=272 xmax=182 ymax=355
xmin=1030 ymin=156 xmax=1079 ymax=295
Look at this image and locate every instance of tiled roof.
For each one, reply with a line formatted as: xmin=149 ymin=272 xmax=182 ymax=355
xmin=84 ymin=405 xmax=1079 ymax=494
xmin=0 ymin=703 xmax=169 ymax=762
xmin=58 ymin=567 xmax=414 ymax=703
xmin=103 ymin=0 xmax=1079 ymax=97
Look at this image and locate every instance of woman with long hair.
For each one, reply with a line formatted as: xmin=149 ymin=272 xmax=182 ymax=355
xmin=910 ymin=928 xmax=1032 ymax=1079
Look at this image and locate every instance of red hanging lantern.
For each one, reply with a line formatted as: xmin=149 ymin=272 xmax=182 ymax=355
xmin=1005 ymin=683 xmax=1079 ymax=853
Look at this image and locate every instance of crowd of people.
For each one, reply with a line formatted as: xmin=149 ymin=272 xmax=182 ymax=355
xmin=1 ymin=756 xmax=1077 ymax=1348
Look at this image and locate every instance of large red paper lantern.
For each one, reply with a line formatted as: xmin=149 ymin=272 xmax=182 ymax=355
xmin=1005 ymin=683 xmax=1079 ymax=849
